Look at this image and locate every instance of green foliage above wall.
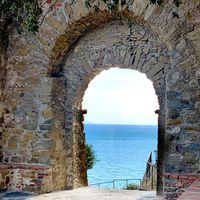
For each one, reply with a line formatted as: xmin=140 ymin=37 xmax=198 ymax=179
xmin=0 ymin=0 xmax=181 ymax=34
xmin=0 ymin=0 xmax=42 ymax=33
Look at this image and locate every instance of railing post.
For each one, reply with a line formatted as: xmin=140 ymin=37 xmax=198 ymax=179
xmin=126 ymin=179 xmax=128 ymax=188
xmin=146 ymin=174 xmax=147 ymax=185
xmin=89 ymin=178 xmax=145 ymax=190
xmin=151 ymin=165 xmax=154 ymax=190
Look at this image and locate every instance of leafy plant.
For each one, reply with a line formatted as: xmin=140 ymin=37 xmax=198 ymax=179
xmin=0 ymin=0 xmax=42 ymax=33
xmin=86 ymin=144 xmax=97 ymax=170
xmin=124 ymin=183 xmax=139 ymax=190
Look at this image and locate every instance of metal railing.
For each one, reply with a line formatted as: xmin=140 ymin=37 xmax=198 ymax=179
xmin=89 ymin=150 xmax=157 ymax=191
xmin=89 ymin=178 xmax=141 ymax=189
xmin=141 ymin=151 xmax=157 ymax=190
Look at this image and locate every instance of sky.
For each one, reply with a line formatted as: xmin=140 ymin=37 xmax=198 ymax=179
xmin=82 ymin=68 xmax=159 ymax=125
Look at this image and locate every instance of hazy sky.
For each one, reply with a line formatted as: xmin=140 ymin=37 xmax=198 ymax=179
xmin=82 ymin=68 xmax=159 ymax=125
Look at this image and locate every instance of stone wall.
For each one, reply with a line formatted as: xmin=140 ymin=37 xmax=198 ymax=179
xmin=177 ymin=176 xmax=200 ymax=200
xmin=164 ymin=173 xmax=200 ymax=199
xmin=0 ymin=164 xmax=52 ymax=193
xmin=0 ymin=0 xmax=200 ymax=199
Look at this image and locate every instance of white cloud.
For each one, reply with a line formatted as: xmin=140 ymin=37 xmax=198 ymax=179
xmin=82 ymin=68 xmax=159 ymax=125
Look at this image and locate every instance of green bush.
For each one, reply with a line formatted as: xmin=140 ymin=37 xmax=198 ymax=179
xmin=86 ymin=144 xmax=97 ymax=170
xmin=124 ymin=183 xmax=139 ymax=190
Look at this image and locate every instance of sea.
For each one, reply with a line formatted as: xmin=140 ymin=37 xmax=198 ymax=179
xmin=85 ymin=124 xmax=157 ymax=188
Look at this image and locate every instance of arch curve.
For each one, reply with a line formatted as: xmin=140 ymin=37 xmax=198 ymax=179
xmin=63 ymin=20 xmax=170 ymax=108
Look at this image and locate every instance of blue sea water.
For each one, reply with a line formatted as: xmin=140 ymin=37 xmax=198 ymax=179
xmin=85 ymin=124 xmax=157 ymax=187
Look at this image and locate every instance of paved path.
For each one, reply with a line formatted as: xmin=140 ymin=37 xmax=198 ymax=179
xmin=1 ymin=187 xmax=161 ymax=200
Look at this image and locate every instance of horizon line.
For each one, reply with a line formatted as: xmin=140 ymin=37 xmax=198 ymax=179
xmin=84 ymin=123 xmax=157 ymax=126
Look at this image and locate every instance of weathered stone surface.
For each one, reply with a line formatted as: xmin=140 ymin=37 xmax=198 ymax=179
xmin=0 ymin=1 xmax=200 ymax=199
xmin=0 ymin=164 xmax=52 ymax=193
xmin=33 ymin=140 xmax=55 ymax=150
xmin=168 ymin=109 xmax=179 ymax=120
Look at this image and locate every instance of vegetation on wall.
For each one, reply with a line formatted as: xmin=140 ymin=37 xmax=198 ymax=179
xmin=0 ymin=0 xmax=181 ymax=34
xmin=0 ymin=0 xmax=42 ymax=33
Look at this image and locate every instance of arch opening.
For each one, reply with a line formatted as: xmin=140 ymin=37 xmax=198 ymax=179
xmin=63 ymin=19 xmax=170 ymax=195
xmin=82 ymin=68 xmax=159 ymax=190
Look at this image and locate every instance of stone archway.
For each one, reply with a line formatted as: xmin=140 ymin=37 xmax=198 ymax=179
xmin=1 ymin=1 xmax=200 ymax=199
xmin=62 ymin=20 xmax=170 ymax=194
